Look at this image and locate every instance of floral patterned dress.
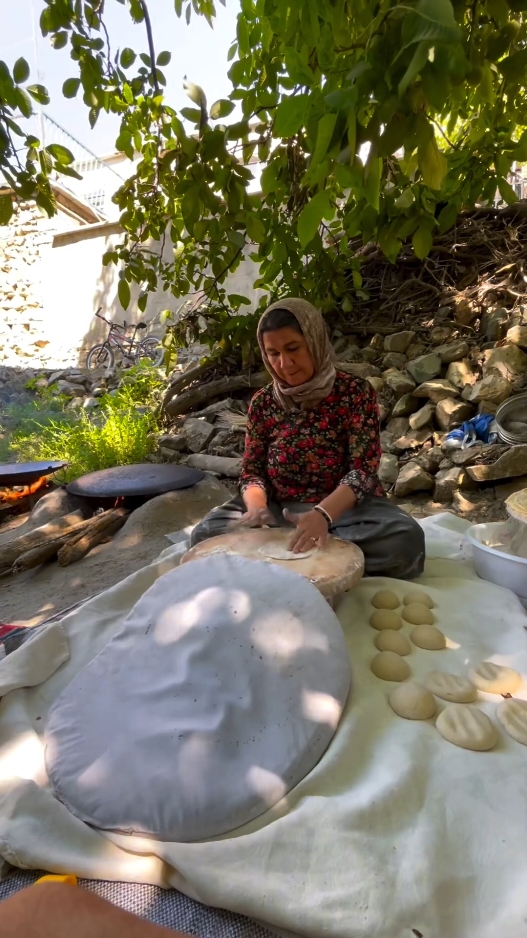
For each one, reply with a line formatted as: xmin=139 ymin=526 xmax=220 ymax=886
xmin=239 ymin=371 xmax=384 ymax=504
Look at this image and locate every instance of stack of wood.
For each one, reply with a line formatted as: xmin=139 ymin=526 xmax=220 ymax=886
xmin=0 ymin=507 xmax=129 ymax=576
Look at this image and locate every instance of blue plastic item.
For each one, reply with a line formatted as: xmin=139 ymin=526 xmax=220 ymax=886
xmin=445 ymin=414 xmax=498 ymax=449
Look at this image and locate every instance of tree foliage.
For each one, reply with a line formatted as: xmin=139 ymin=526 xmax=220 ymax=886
xmin=2 ymin=0 xmax=527 ymax=349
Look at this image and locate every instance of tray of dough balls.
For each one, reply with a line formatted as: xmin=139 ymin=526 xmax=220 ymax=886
xmin=365 ymin=588 xmax=524 ymax=749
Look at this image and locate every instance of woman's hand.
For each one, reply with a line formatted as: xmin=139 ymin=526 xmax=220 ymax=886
xmin=284 ymin=508 xmax=329 ymax=553
xmin=234 ymin=506 xmax=276 ymax=528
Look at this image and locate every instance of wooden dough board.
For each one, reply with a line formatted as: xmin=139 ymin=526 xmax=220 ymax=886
xmin=181 ymin=529 xmax=364 ymax=600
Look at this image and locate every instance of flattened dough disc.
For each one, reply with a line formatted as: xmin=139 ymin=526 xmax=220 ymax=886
xmin=260 ymin=545 xmax=316 ymax=561
xmin=182 ymin=528 xmax=364 ymax=600
xmin=45 ymin=555 xmax=351 ymax=842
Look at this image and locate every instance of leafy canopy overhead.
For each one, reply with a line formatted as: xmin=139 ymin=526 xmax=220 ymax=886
xmin=1 ymin=0 xmax=527 ymax=340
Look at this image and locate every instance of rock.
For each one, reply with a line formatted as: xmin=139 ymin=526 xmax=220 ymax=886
xmin=433 ymin=467 xmax=473 ymax=502
xmin=370 ymin=333 xmax=385 ymax=350
xmin=455 ymin=298 xmax=478 ymax=326
xmin=435 ymin=399 xmax=474 ymax=431
xmin=431 ymin=325 xmax=454 ymax=344
xmin=385 ymin=370 xmax=416 ymax=398
xmin=462 ymin=374 xmax=512 ymax=404
xmin=406 ymin=342 xmax=427 ymax=360
xmin=387 ymin=417 xmax=410 ymax=438
xmin=82 ymin=397 xmax=98 ymax=411
xmin=452 ymin=491 xmax=477 ymax=513
xmin=413 ymin=379 xmax=459 ymax=403
xmin=157 ymin=433 xmax=187 ymax=452
xmin=415 ymin=446 xmax=443 ymax=474
xmin=183 ymin=417 xmax=216 ymax=454
xmin=392 ymin=393 xmax=420 ymax=417
xmin=409 ymin=401 xmax=435 ymax=430
xmin=338 ymin=361 xmax=382 ymax=379
xmin=379 ymin=453 xmax=399 ymax=485
xmin=383 ymin=331 xmax=415 ymax=353
xmin=483 ymin=343 xmax=527 ymax=379
xmin=494 ymin=475 xmax=527 ymax=499
xmin=56 ymin=380 xmax=86 ymax=398
xmin=378 ymin=403 xmax=390 ymax=424
xmin=507 ymin=324 xmax=527 ymax=349
xmin=367 ymin=376 xmax=384 ymax=394
xmin=435 ymin=340 xmax=470 ymax=364
xmin=438 ymin=458 xmax=454 ymax=471
xmin=187 ymin=454 xmax=242 ymax=478
xmin=480 ymin=307 xmax=510 ymax=342
xmin=395 ymin=462 xmax=434 ymax=497
xmin=392 ymin=425 xmax=434 ymax=455
xmin=360 ymin=347 xmax=379 ymax=363
xmin=382 ymin=352 xmax=407 ymax=370
xmin=446 ymin=359 xmax=477 ymax=390
xmin=338 ymin=345 xmax=361 ymax=362
xmin=192 ymin=398 xmax=235 ymax=419
xmin=477 ymin=400 xmax=499 ymax=415
xmin=380 ymin=430 xmax=394 ymax=453
xmin=451 ymin=444 xmax=506 ymax=467
xmin=466 ymin=445 xmax=527 ymax=482
xmin=406 ymin=352 xmax=442 ymax=384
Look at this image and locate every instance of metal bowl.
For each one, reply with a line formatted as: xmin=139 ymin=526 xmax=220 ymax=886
xmin=495 ymin=392 xmax=527 ymax=444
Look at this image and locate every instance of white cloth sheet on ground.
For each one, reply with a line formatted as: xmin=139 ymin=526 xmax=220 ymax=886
xmin=0 ymin=514 xmax=527 ymax=938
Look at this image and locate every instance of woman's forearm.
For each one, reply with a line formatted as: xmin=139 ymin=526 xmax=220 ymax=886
xmin=242 ymin=485 xmax=268 ymax=511
xmin=318 ymin=485 xmax=357 ymax=524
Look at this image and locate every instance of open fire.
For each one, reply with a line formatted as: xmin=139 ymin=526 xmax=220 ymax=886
xmin=0 ymin=477 xmax=49 ymax=503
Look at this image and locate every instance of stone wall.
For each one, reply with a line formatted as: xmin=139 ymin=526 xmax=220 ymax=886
xmin=0 ymin=199 xmax=262 ymax=370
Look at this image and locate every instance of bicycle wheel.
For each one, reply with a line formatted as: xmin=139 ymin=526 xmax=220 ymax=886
xmin=138 ymin=337 xmax=164 ymax=367
xmin=86 ymin=343 xmax=115 ymax=370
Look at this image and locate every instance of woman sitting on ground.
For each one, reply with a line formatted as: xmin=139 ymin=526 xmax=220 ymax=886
xmin=191 ymin=298 xmax=425 ymax=580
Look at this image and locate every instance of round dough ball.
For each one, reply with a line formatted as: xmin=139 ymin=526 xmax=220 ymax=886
xmin=403 ymin=591 xmax=434 ymax=609
xmin=497 ymin=698 xmax=527 ymax=746
xmin=371 ymin=651 xmax=410 ymax=682
xmin=371 ymin=590 xmax=400 ymax=610
xmin=374 ymin=630 xmax=411 ymax=656
xmin=425 ymin=671 xmax=477 ymax=703
xmin=436 ymin=704 xmax=498 ymax=751
xmin=410 ymin=624 xmax=446 ymax=650
xmin=369 ymin=610 xmax=403 ymax=631
xmin=402 ymin=603 xmax=435 ymax=625
xmin=468 ymin=662 xmax=522 ymax=696
xmin=389 ymin=681 xmax=436 ymax=720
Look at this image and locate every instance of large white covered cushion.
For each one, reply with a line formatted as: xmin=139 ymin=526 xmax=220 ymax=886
xmin=45 ymin=554 xmax=350 ymax=842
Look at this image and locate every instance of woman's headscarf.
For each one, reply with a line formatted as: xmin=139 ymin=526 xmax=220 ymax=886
xmin=257 ymin=297 xmax=336 ymax=411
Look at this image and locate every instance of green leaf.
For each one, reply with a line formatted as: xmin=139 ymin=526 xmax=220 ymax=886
xmin=56 ymin=164 xmax=83 ymax=180
xmin=210 ymin=98 xmax=235 ymax=119
xmin=13 ymin=57 xmax=30 ymax=84
xmin=260 ymin=162 xmax=278 ymax=196
xmin=284 ymin=48 xmax=314 ymax=86
xmin=246 ymin=214 xmax=266 ymax=243
xmin=157 ymin=51 xmax=172 ymax=66
xmin=62 ymin=77 xmax=80 ymax=98
xmin=413 ymin=225 xmax=433 ymax=259
xmin=237 ymin=15 xmax=250 ymax=55
xmin=26 ymin=84 xmax=50 ymax=105
xmin=394 ymin=188 xmax=414 ymax=209
xmin=498 ymin=47 xmax=527 ymax=82
xmin=310 ymin=112 xmax=337 ymax=167
xmin=401 ymin=0 xmax=461 ymax=49
xmin=228 ymin=293 xmax=250 ymax=306
xmin=364 ymin=156 xmax=382 ymax=210
xmin=120 ymin=48 xmax=136 ymax=68
xmin=437 ymin=200 xmax=459 ymax=233
xmin=183 ymin=80 xmax=207 ymax=108
xmin=16 ymin=88 xmax=32 ymax=118
xmin=0 ymin=193 xmax=13 ymax=225
xmin=118 ymin=278 xmax=131 ymax=310
xmin=297 ymin=190 xmax=332 ymax=248
xmin=180 ymin=107 xmax=202 ymax=123
xmin=274 ymin=94 xmax=309 ymax=137
xmin=418 ymin=135 xmax=447 ymax=189
xmin=45 ymin=143 xmax=74 ymax=165
xmin=498 ymin=177 xmax=518 ymax=204
xmin=398 ymin=41 xmax=429 ymax=96
xmin=51 ymin=31 xmax=68 ymax=49
xmin=181 ymin=187 xmax=201 ymax=232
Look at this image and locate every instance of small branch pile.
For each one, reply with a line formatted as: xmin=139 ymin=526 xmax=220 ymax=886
xmin=0 ymin=507 xmax=129 ymax=576
xmin=346 ymin=203 xmax=527 ymax=335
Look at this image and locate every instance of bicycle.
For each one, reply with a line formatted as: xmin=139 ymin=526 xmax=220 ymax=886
xmin=85 ymin=309 xmax=164 ymax=370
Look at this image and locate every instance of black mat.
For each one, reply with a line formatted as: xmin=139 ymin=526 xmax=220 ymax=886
xmin=0 ymin=461 xmax=67 ymax=487
xmin=0 ymin=869 xmax=274 ymax=937
xmin=67 ymin=464 xmax=205 ymax=499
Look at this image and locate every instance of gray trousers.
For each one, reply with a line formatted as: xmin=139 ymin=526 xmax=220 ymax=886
xmin=190 ymin=495 xmax=425 ymax=581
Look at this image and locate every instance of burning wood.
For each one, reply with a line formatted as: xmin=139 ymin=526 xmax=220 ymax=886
xmin=0 ymin=476 xmax=49 ymax=503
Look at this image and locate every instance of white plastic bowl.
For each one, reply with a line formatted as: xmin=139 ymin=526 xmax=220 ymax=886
xmin=466 ymin=521 xmax=527 ymax=609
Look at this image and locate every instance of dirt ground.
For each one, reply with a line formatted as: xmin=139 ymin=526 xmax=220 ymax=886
xmin=0 ymin=480 xmax=229 ymax=627
xmin=0 ymin=483 xmax=508 ymax=628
